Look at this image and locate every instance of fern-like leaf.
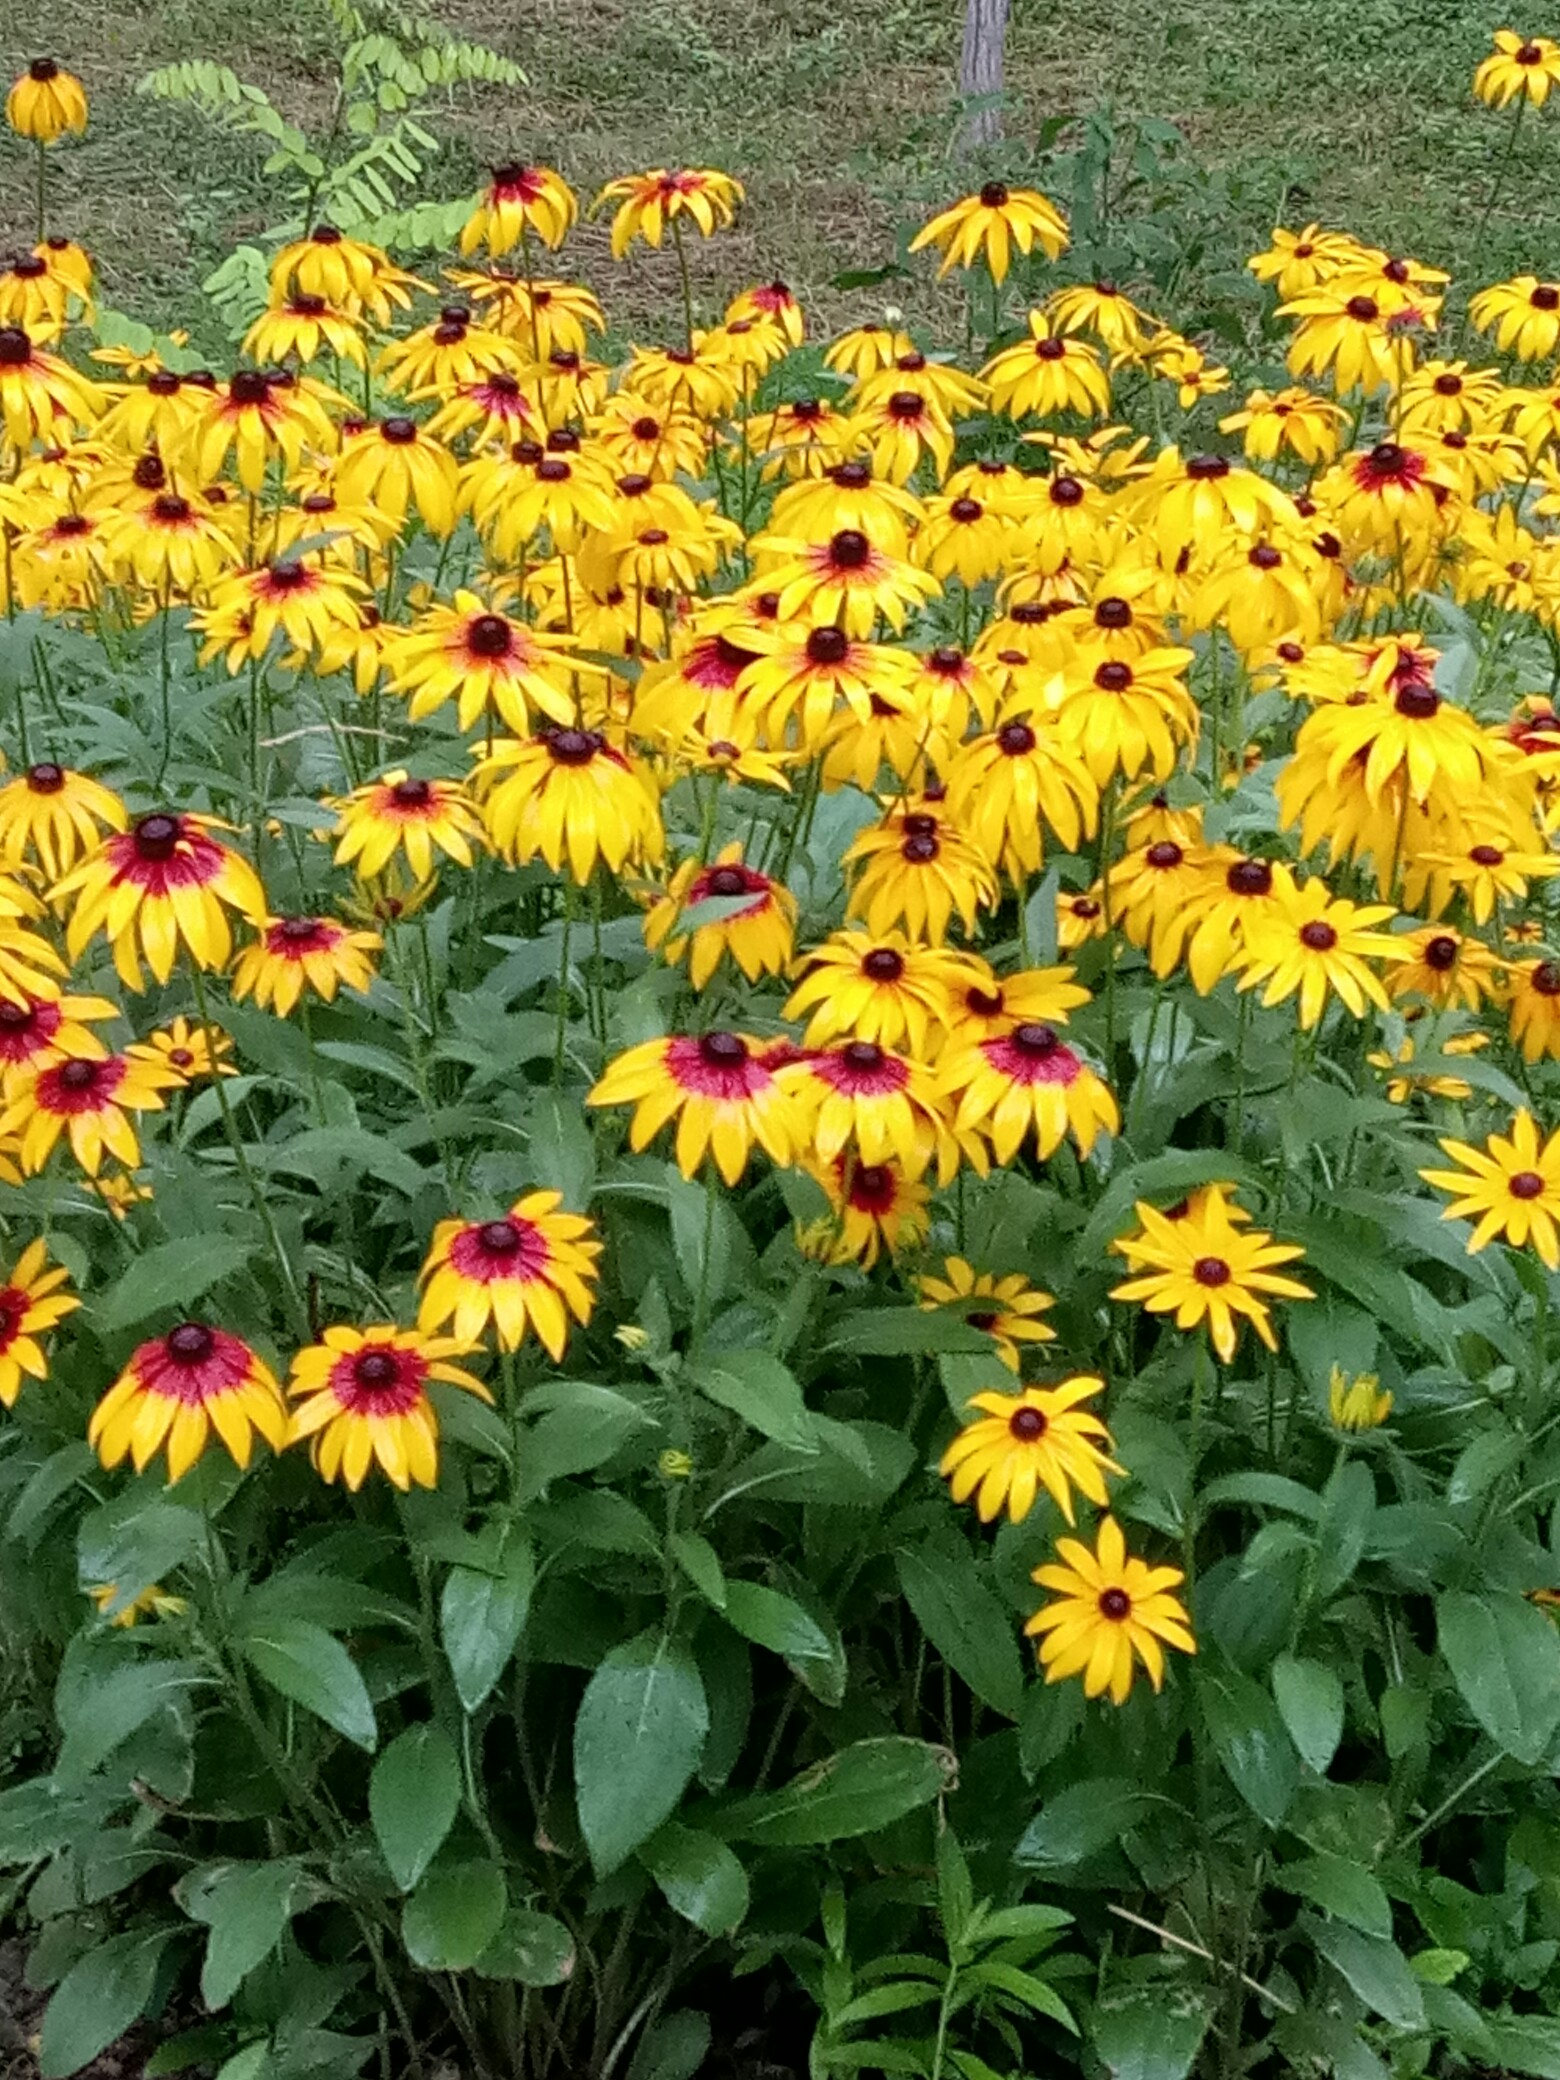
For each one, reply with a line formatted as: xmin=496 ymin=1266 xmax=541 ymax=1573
xmin=136 ymin=61 xmax=308 ymax=155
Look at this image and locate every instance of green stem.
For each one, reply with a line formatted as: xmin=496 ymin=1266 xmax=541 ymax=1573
xmin=1465 ymin=96 xmax=1527 ymax=320
xmin=299 ymin=994 xmax=326 ymax=1124
xmin=1099 ymin=777 xmax=1120 ymax=1073
xmin=670 ymin=217 xmax=696 ymax=354
xmin=553 ymin=881 xmax=576 ymax=1085
xmin=155 ymin=582 xmax=174 ymax=790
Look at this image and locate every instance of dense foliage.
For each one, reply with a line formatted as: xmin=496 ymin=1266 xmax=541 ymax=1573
xmin=4 ymin=13 xmax=1560 ymax=2080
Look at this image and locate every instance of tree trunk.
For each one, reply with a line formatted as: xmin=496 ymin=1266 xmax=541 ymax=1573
xmin=959 ymin=0 xmax=1009 ymax=150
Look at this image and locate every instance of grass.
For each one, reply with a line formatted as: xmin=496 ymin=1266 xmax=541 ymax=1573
xmin=2 ymin=0 xmax=1559 ymax=350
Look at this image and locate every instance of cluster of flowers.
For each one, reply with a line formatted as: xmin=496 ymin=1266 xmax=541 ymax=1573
xmin=4 ymin=30 xmax=1560 ymax=1703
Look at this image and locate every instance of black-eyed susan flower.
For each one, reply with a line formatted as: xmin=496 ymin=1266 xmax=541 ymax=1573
xmin=1046 ymin=280 xmax=1152 ymax=353
xmin=329 ymin=771 xmax=484 ymax=884
xmin=53 ymin=813 xmax=266 ymax=991
xmin=770 ymin=457 xmax=921 ymax=558
xmin=0 ymin=1045 xmax=180 ymax=1175
xmin=939 ymin=1022 xmax=1118 ymax=1168
xmin=642 ymin=845 xmax=796 ymax=989
xmin=231 ymin=915 xmax=382 ymax=1017
xmin=783 ymin=929 xmax=971 ymax=1054
xmin=1389 ymin=925 xmax=1498 ymax=1009
xmin=1280 ymin=285 xmax=1404 ymax=395
xmin=843 ymin=800 xmax=998 ymax=943
xmin=1416 ymin=833 xmax=1560 ymax=923
xmin=589 ymin=1031 xmax=803 ymax=1185
xmin=383 ymin=591 xmax=584 ymax=735
xmin=1109 ymin=1186 xmax=1312 ymax=1362
xmin=287 ymin=1325 xmax=488 ymax=1492
xmin=418 ymin=1191 xmax=601 ymax=1356
xmin=1236 ymin=878 xmax=1401 ymax=1027
xmin=1054 ymin=648 xmax=1199 ymax=788
xmin=941 ymin=1377 xmax=1120 ymax=1526
xmin=794 ymin=1154 xmax=930 ymax=1267
xmin=93 ymin=367 xmax=209 ymax=454
xmin=334 ymin=416 xmax=460 ymax=534
xmin=375 ymin=309 xmax=518 ymax=397
xmin=945 ymin=715 xmax=1100 ymax=881
xmin=1329 ymin=1366 xmax=1392 ymax=1430
xmin=143 ymin=1016 xmax=234 ymax=1086
xmin=1247 ymin=224 xmax=1368 ymax=300
xmin=0 ymin=325 xmax=101 ymax=445
xmin=268 ymin=225 xmax=422 ymax=322
xmin=1026 ymin=1516 xmax=1195 ymax=1704
xmin=424 ymin=367 xmax=538 ymax=448
xmin=593 ymin=168 xmax=744 ymax=256
xmin=0 ymin=761 xmax=124 ymax=880
xmin=194 ymin=558 xmax=370 ymax=673
xmin=1475 ymin=29 xmax=1560 ymax=103
xmin=0 ymin=1239 xmax=76 ymax=1406
xmin=89 ymin=1324 xmax=287 ymax=1483
xmin=1505 ymin=958 xmax=1560 ymax=1060
xmin=917 ymin=1257 xmax=1056 ymax=1371
xmin=909 ymin=182 xmax=1068 ymax=283
xmin=0 ymin=988 xmax=116 ymax=1077
xmin=243 ymin=294 xmax=366 ymax=370
xmin=912 ymin=491 xmax=1021 ymax=587
xmin=476 ymin=727 xmax=664 ymax=882
xmin=462 ymin=442 xmax=618 ymax=559
xmin=777 ymin=1039 xmax=954 ymax=1183
xmin=6 ymin=59 xmax=87 ymax=142
xmin=982 ymin=312 xmax=1110 ymax=419
xmin=97 ymin=485 xmax=233 ymax=595
xmin=1470 ymin=276 xmax=1560 ymax=361
xmin=460 ymin=163 xmax=578 ymax=255
xmin=737 ymin=622 xmax=916 ymax=750
xmin=193 ymin=369 xmax=334 ymax=495
xmin=753 ymin=527 xmax=939 ymax=637
xmin=941 ymin=961 xmax=1092 ymax=1046
xmin=1422 ymin=1110 xmax=1560 ymax=1268
xmin=1218 ymin=386 xmax=1347 ymax=467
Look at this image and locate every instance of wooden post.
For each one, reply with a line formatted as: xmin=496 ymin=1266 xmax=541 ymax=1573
xmin=959 ymin=0 xmax=1009 ymax=150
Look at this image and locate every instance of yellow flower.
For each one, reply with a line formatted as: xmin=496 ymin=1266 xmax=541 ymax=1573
xmin=89 ymin=1325 xmax=287 ymax=1484
xmin=460 ymin=163 xmax=578 ymax=256
xmin=1469 ymin=277 xmax=1560 ymax=361
xmin=287 ymin=1326 xmax=489 ymax=1492
xmin=643 ymin=844 xmax=797 ymax=990
xmin=937 ymin=1021 xmax=1119 ymax=1169
xmin=0 ymin=1239 xmax=77 ymax=1405
xmin=940 ymin=1377 xmax=1120 ymax=1525
xmin=1026 ymin=1516 xmax=1195 ymax=1704
xmin=917 ymin=1256 xmax=1055 ymax=1372
xmin=783 ymin=930 xmax=971 ymax=1054
xmin=1330 ymin=1366 xmax=1393 ymax=1430
xmin=795 ymin=1154 xmax=930 ymax=1268
xmin=982 ymin=312 xmax=1110 ymax=417
xmin=1421 ymin=1109 xmax=1560 ymax=1268
xmin=592 ymin=169 xmax=744 ymax=257
xmin=329 ymin=771 xmax=485 ymax=884
xmin=1110 ymin=1185 xmax=1313 ymax=1363
xmin=383 ymin=591 xmax=587 ymax=736
xmin=0 ymin=1046 xmax=181 ymax=1176
xmin=418 ymin=1191 xmax=601 ymax=1357
xmin=88 ymin=1583 xmax=187 ymax=1628
xmin=231 ymin=915 xmax=382 ymax=1017
xmin=143 ymin=1016 xmax=235 ymax=1085
xmin=333 ymin=417 xmax=459 ymax=535
xmin=1235 ymin=878 xmax=1401 ymax=1028
xmin=6 ymin=59 xmax=87 ymax=142
xmin=1475 ymin=31 xmax=1560 ymax=106
xmin=0 ymin=762 xmax=124 ymax=880
xmin=909 ymin=183 xmax=1069 ymax=283
xmin=53 ymin=813 xmax=266 ymax=991
xmin=476 ymin=728 xmax=664 ymax=884
xmin=589 ymin=1032 xmax=804 ymax=1185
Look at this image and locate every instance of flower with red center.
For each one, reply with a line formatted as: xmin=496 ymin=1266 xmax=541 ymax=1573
xmin=460 ymin=163 xmax=578 ymax=255
xmin=1422 ymin=1110 xmax=1560 ymax=1269
xmin=418 ymin=1190 xmax=602 ymax=1356
xmin=286 ymin=1326 xmax=489 ymax=1492
xmin=795 ymin=1153 xmax=930 ymax=1267
xmin=940 ymin=1376 xmax=1121 ymax=1525
xmin=1110 ymin=1184 xmax=1312 ymax=1363
xmin=591 ymin=168 xmax=745 ymax=257
xmin=728 ymin=279 xmax=805 ymax=347
xmin=425 ymin=367 xmax=539 ymax=448
xmin=88 ymin=1323 xmax=287 ymax=1483
xmin=1025 ymin=1516 xmax=1195 ymax=1705
xmin=784 ymin=929 xmax=977 ymax=1054
xmin=476 ymin=727 xmax=664 ymax=883
xmin=0 ymin=324 xmax=101 ymax=446
xmin=142 ymin=1016 xmax=236 ymax=1085
xmin=330 ymin=769 xmax=486 ymax=883
xmin=232 ymin=914 xmax=383 ymax=1017
xmin=6 ymin=59 xmax=88 ymax=143
xmin=0 ymin=1046 xmax=182 ymax=1175
xmin=751 ymin=527 xmax=940 ymax=637
xmin=736 ymin=621 xmax=917 ymax=750
xmin=193 ymin=368 xmax=336 ymax=495
xmin=53 ymin=811 xmax=267 ymax=990
xmin=909 ymin=184 xmax=1069 ymax=284
xmin=939 ymin=1021 xmax=1118 ymax=1169
xmin=383 ymin=590 xmax=590 ymax=735
xmin=1475 ymin=30 xmax=1560 ymax=105
xmin=589 ymin=1031 xmax=804 ymax=1185
xmin=917 ymin=1255 xmax=1056 ymax=1372
xmin=0 ymin=1240 xmax=77 ymax=1407
xmin=777 ymin=1038 xmax=955 ymax=1182
xmin=96 ymin=483 xmax=234 ymax=594
xmin=643 ymin=843 xmax=797 ymax=989
xmin=0 ymin=762 xmax=125 ymax=879
xmin=0 ymin=989 xmax=116 ymax=1074
xmin=193 ymin=557 xmax=370 ymax=673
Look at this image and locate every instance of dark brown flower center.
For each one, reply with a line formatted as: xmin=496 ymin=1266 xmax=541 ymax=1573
xmin=928 ymin=645 xmax=964 ymax=671
xmin=29 ymin=58 xmax=60 ymax=81
xmin=167 ymin=1323 xmax=214 ymax=1363
xmin=1518 ymin=39 xmax=1545 ymax=61
xmin=0 ymin=328 xmax=30 ymax=369
xmin=705 ymin=865 xmax=750 ymax=898
xmin=699 ymin=1031 xmax=748 ymax=1067
xmin=997 ymin=719 xmax=1036 ymax=756
xmin=26 ymin=762 xmax=64 ymax=793
xmin=1511 ymin=1171 xmax=1547 ymax=1200
xmin=1299 ymin=920 xmax=1338 ymax=951
xmin=381 ymin=416 xmax=418 ymax=445
xmin=467 ymin=613 xmax=513 ymax=658
xmin=548 ymin=727 xmax=602 ymax=766
xmin=979 ymin=181 xmax=1010 ymax=208
xmin=887 ymin=390 xmax=924 ymax=421
xmin=1424 ymin=934 xmax=1459 ymax=970
xmin=1534 ymin=961 xmax=1560 ymax=996
xmin=134 ymin=813 xmax=180 ymax=861
xmin=862 ymin=947 xmax=905 ymax=982
xmin=1249 ymin=544 xmax=1282 ymax=570
xmin=1394 ymin=680 xmax=1440 ymax=719
xmin=1095 ymin=661 xmax=1132 ymax=692
xmin=842 ymin=1040 xmax=884 ymax=1073
xmin=1470 ymin=844 xmax=1505 ymax=866
xmin=151 ymin=494 xmax=190 ymax=523
xmin=1346 ymin=294 xmax=1380 ymax=321
xmin=1098 ymin=1587 xmax=1132 ymax=1620
xmin=1193 ymin=1256 xmax=1231 ymax=1286
xmin=1008 ymin=1404 xmax=1048 ymax=1441
xmin=391 ymin=777 xmax=432 ymax=808
xmin=1093 ymin=597 xmax=1131 ymax=628
xmin=230 ymin=369 xmax=270 ymax=407
xmin=1012 ymin=1022 xmax=1058 ymax=1058
xmin=1036 ymin=336 xmax=1066 ymax=361
xmin=477 ymin=1218 xmax=523 ymax=1256
xmin=1227 ymin=858 xmax=1272 ymax=896
xmin=355 ymin=1350 xmax=400 ymax=1388
xmin=58 ymin=1059 xmax=99 ymax=1091
xmin=1187 ymin=454 xmax=1230 ymax=480
xmin=1049 ymin=475 xmax=1084 ymax=507
xmin=1146 ymin=841 xmax=1182 ymax=868
xmin=949 ymin=496 xmax=982 ymax=522
xmin=901 ymin=832 xmax=939 ymax=864
xmin=830 ymin=530 xmax=871 ymax=570
xmin=1534 ymin=286 xmax=1560 ymax=312
xmin=966 ymin=986 xmax=1004 ymax=1017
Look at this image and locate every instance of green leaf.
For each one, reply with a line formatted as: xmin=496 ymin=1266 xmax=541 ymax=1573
xmin=826 ymin=1309 xmax=991 ymax=1356
xmin=370 ymin=1724 xmax=461 ymax=1891
xmin=527 ymin=1087 xmax=596 ymax=1208
xmin=95 ymin=1236 xmax=253 ymax=1334
xmin=687 ymin=1349 xmax=816 ymax=1447
xmin=239 ymin=1620 xmax=376 ymax=1751
xmin=1198 ymin=1662 xmax=1297 ymax=1827
xmin=1091 ymin=1984 xmax=1212 ymax=2080
xmin=402 ymin=1859 xmax=507 ymax=1971
xmin=473 ymin=1908 xmax=575 ymax=1986
xmin=1488 ymin=2015 xmax=1560 ymax=2079
xmin=39 ymin=1930 xmax=173 ymax=2079
xmin=1015 ymin=1779 xmax=1155 ymax=1869
xmin=1198 ymin=1471 xmax=1320 ymax=1521
xmin=670 ymin=1532 xmax=727 ymax=1610
xmin=441 ymin=1534 xmax=535 ymax=1712
xmin=1276 ymin=1853 xmax=1392 ymax=1937
xmin=643 ymin=1821 xmax=750 ymax=1935
xmin=1437 ymin=1589 xmax=1560 ymax=1764
xmin=721 ymin=1738 xmax=949 ymax=1847
xmin=1313 ymin=1459 xmax=1374 ymax=1601
xmin=1271 ymin=1654 xmax=1344 ymax=1775
xmin=574 ymin=1633 xmax=708 ymax=1876
xmin=178 ymin=1861 xmax=301 ymax=2008
xmin=628 ymin=2012 xmax=710 ymax=2080
xmin=1302 ymin=1915 xmax=1425 ymax=2029
xmin=55 ymin=1658 xmax=205 ymax=1783
xmin=896 ymin=1543 xmax=1025 ymax=1720
xmin=721 ymin=1580 xmax=833 ymax=1666
xmin=519 ymin=1384 xmax=655 ymax=1496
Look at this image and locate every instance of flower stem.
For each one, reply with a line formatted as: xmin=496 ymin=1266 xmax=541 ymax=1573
xmin=553 ymin=880 xmax=576 ymax=1085
xmin=34 ymin=140 xmax=46 ymax=244
xmin=671 ymin=217 xmax=696 ymax=354
xmin=1467 ymin=95 xmax=1527 ymax=318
